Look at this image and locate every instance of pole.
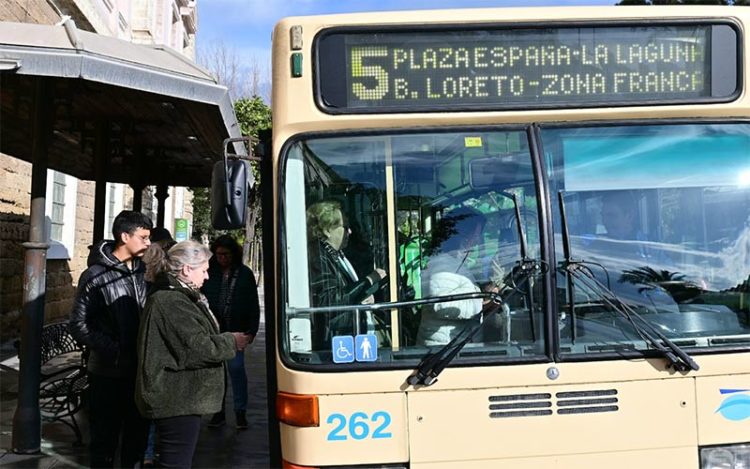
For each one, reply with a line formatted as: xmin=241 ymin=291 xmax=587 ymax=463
xmin=92 ymin=122 xmax=109 ymax=243
xmin=12 ymin=77 xmax=51 ymax=454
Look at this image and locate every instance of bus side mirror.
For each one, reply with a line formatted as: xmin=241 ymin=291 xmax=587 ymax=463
xmin=211 ymin=160 xmax=252 ymax=229
xmin=211 ymin=137 xmax=255 ymax=230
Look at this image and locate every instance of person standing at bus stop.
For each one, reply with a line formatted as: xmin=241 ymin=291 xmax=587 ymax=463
xmin=141 ymin=227 xmax=177 ymax=467
xmin=68 ymin=210 xmax=153 ymax=468
xmin=202 ymin=234 xmax=261 ymax=429
xmin=136 ymin=240 xmax=250 ymax=468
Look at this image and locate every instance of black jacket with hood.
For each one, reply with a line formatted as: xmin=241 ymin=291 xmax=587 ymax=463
xmin=69 ymin=240 xmax=147 ymax=378
xmin=202 ymin=260 xmax=261 ymax=336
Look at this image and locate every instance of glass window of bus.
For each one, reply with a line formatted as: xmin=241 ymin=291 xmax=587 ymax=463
xmin=542 ymin=123 xmax=750 ymax=355
xmin=282 ymin=130 xmax=546 ymax=367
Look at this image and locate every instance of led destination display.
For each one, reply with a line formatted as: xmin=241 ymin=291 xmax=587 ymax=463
xmin=316 ymin=24 xmax=739 ymax=112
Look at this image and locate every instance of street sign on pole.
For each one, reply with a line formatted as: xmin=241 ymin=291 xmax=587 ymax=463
xmin=174 ymin=218 xmax=189 ymax=241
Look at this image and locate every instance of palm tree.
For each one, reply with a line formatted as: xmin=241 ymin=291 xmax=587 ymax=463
xmin=620 ymin=266 xmax=685 ymax=284
xmin=620 ymin=266 xmax=702 ymax=302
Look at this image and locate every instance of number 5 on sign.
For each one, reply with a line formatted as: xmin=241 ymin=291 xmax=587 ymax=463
xmin=350 ymin=46 xmax=389 ymax=100
xmin=326 ymin=411 xmax=393 ymax=441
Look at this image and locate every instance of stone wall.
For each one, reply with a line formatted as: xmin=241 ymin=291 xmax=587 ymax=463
xmin=0 ymin=157 xmax=32 ymax=340
xmin=0 ymin=211 xmax=28 ymax=339
xmin=0 ymin=156 xmax=96 ymax=341
xmin=0 ymin=0 xmax=59 ymax=24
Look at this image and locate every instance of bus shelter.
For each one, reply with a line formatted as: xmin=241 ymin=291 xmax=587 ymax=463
xmin=0 ymin=19 xmax=245 ymax=453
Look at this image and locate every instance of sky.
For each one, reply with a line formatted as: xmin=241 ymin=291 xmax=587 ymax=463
xmin=197 ymin=0 xmax=617 ymax=99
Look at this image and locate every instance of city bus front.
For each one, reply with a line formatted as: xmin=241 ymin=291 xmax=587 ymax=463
xmin=270 ymin=7 xmax=750 ymax=469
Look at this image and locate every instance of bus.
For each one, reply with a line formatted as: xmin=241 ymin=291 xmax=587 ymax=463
xmin=263 ymin=6 xmax=750 ymax=468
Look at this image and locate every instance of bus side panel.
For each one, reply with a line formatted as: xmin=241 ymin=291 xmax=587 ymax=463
xmin=280 ymin=392 xmax=408 ymax=466
xmin=696 ymin=373 xmax=750 ymax=446
xmin=410 ymin=447 xmax=696 ymax=469
xmin=407 ymin=379 xmax=696 ymax=464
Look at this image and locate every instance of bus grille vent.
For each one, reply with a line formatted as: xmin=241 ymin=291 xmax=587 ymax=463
xmin=556 ymin=389 xmax=619 ymax=415
xmin=488 ymin=393 xmax=552 ymax=418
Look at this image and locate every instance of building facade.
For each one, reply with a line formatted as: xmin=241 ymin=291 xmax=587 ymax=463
xmin=0 ymin=0 xmax=198 ymax=340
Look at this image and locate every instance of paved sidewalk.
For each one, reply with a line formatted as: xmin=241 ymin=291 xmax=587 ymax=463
xmin=0 ymin=317 xmax=270 ymax=468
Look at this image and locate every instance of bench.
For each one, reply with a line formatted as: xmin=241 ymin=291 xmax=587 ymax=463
xmin=38 ymin=321 xmax=88 ymax=446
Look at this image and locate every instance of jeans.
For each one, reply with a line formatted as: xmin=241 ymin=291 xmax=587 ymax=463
xmin=154 ymin=415 xmax=201 ymax=468
xmin=88 ymin=373 xmax=149 ymax=468
xmin=223 ymin=350 xmax=247 ymax=413
xmin=143 ymin=422 xmax=156 ymax=462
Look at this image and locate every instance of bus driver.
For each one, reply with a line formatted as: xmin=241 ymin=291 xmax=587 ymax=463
xmin=417 ymin=206 xmax=503 ymax=346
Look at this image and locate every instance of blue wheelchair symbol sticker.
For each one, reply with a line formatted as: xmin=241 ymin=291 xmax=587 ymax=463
xmin=332 ymin=336 xmax=354 ymax=363
xmin=355 ymin=334 xmax=378 ymax=362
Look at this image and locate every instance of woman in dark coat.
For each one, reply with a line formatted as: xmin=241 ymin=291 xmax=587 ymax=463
xmin=136 ymin=240 xmax=249 ymax=468
xmin=201 ymin=235 xmax=261 ymax=429
xmin=305 ymin=200 xmax=387 ymax=349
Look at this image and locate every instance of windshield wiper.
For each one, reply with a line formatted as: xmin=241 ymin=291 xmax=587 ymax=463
xmin=406 ymin=292 xmax=507 ymax=387
xmin=509 ymin=192 xmax=541 ymax=342
xmin=565 ymin=264 xmax=699 ymax=371
xmin=557 ymin=191 xmax=699 ymax=372
xmin=406 ymin=257 xmax=543 ymax=387
xmin=406 ymin=194 xmax=546 ymax=387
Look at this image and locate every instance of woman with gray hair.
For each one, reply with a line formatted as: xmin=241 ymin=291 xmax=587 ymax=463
xmin=136 ymin=240 xmax=250 ymax=468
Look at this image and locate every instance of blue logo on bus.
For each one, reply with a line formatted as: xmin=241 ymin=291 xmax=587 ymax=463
xmin=715 ymin=389 xmax=750 ymax=421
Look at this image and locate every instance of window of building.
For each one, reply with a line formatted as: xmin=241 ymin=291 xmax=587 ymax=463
xmin=118 ymin=13 xmax=128 ymax=33
xmin=104 ymin=183 xmax=124 ymax=240
xmin=50 ymin=171 xmax=65 ymax=241
xmin=45 ymin=170 xmax=78 ymax=260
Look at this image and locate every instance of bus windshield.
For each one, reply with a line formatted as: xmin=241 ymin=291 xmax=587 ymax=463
xmin=281 ymin=123 xmax=750 ymax=368
xmin=545 ymin=123 xmax=750 ymax=353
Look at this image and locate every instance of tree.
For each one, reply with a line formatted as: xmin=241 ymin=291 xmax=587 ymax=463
xmin=234 ymin=97 xmax=272 ymax=138
xmin=189 ymin=186 xmax=214 ymax=243
xmin=197 ymin=40 xmax=271 ymax=103
xmin=234 ymin=97 xmax=272 ymax=274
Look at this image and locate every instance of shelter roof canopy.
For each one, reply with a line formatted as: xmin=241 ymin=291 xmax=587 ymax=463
xmin=0 ymin=20 xmax=244 ymax=188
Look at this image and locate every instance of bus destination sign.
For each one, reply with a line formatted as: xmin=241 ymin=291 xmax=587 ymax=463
xmin=316 ymin=24 xmax=738 ymax=112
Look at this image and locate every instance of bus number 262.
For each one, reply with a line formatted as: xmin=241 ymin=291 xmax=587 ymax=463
xmin=326 ymin=411 xmax=392 ymax=441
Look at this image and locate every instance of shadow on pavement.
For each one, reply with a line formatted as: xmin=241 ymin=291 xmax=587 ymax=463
xmin=1 ymin=320 xmax=270 ymax=468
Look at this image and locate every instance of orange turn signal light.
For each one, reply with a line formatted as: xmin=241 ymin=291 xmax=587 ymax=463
xmin=276 ymin=391 xmax=319 ymax=427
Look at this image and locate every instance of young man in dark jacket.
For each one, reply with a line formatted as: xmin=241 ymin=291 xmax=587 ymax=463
xmin=69 ymin=210 xmax=152 ymax=468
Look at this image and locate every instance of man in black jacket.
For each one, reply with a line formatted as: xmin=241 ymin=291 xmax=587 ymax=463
xmin=69 ymin=210 xmax=152 ymax=468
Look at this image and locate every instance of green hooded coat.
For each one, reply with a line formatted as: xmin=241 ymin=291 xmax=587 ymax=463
xmin=135 ymin=273 xmax=236 ymax=419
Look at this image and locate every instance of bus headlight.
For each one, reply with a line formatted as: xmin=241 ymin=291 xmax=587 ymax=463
xmin=700 ymin=444 xmax=750 ymax=469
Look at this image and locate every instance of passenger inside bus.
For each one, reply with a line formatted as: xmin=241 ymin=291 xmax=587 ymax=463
xmin=599 ymin=191 xmax=675 ymax=267
xmin=600 ymin=191 xmax=638 ymax=241
xmin=306 ymin=200 xmax=388 ymax=348
xmin=416 ymin=206 xmax=504 ymax=346
xmin=580 ymin=190 xmax=680 ymax=314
